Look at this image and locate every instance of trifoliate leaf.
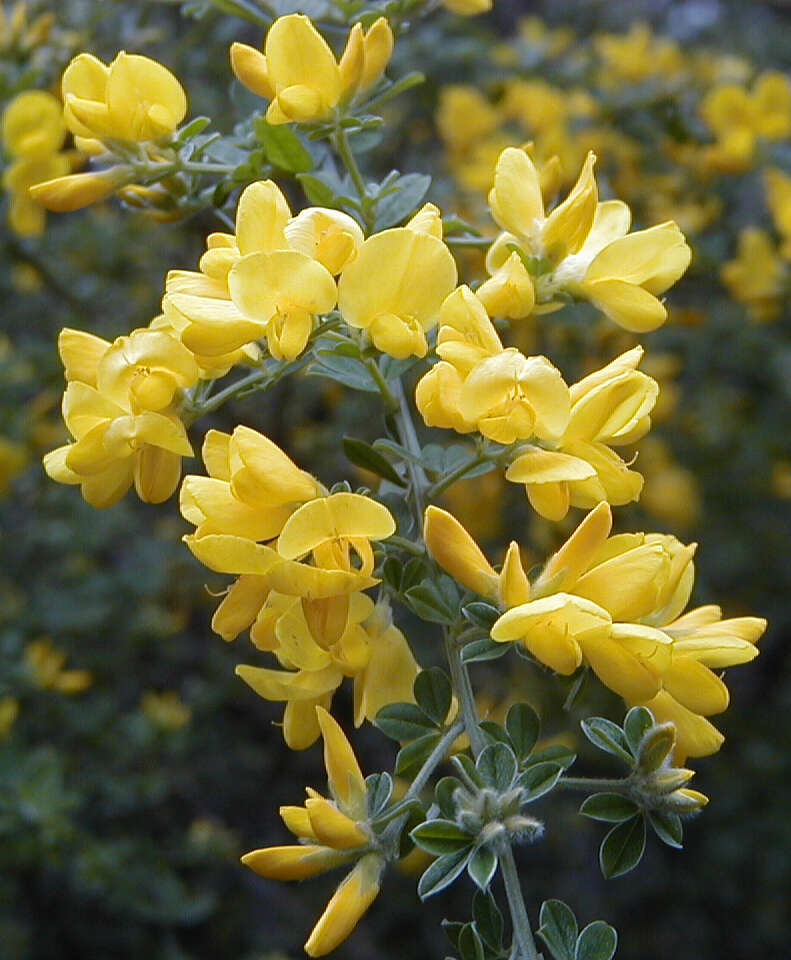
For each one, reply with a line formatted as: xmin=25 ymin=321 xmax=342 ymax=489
xmin=365 ymin=772 xmax=393 ymax=818
xmin=411 ymin=819 xmax=474 ymax=856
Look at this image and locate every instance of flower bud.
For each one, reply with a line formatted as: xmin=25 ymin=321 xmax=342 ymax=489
xmin=30 ymin=166 xmax=131 ymax=211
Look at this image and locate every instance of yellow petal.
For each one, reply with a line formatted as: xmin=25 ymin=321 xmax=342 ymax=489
xmin=306 ymin=797 xmax=369 ymax=848
xmin=506 ymin=447 xmax=596 ymax=484
xmin=181 ymin=475 xmax=292 ymax=540
xmin=229 ymin=249 xmax=337 ymax=323
xmin=582 ymin=278 xmax=667 ymax=333
xmin=476 ymin=252 xmax=536 ymax=320
xmin=242 ymin=844 xmax=348 ymax=881
xmin=106 ymin=52 xmax=187 ymax=141
xmin=423 ymin=505 xmax=498 ymax=599
xmin=304 ymin=855 xmax=383 ymax=957
xmin=573 ymin=542 xmax=668 ymax=621
xmin=265 ymin=14 xmax=341 ymax=113
xmin=230 ymin=42 xmax=275 ymax=100
xmin=637 ymin=691 xmax=724 ymax=761
xmin=585 ymin=221 xmax=691 ymax=294
xmin=542 ymin=151 xmax=597 ymax=260
xmin=229 ymin=425 xmax=320 ymax=507
xmin=235 ymin=179 xmax=291 ymax=256
xmin=30 ymin=168 xmax=130 ymax=212
xmin=662 ymin=658 xmax=730 ymax=716
xmin=580 ymin=629 xmax=663 ymax=702
xmin=58 ymin=328 xmax=110 ymax=386
xmin=536 ymin=502 xmax=612 ymax=594
xmin=498 ymin=541 xmax=531 ymax=607
xmin=316 ymin=705 xmax=366 ymax=808
xmin=489 ymin=146 xmax=544 ymax=239
xmin=236 ymin=664 xmax=342 ymax=702
xmin=276 ymin=494 xmax=395 ymax=560
xmin=211 ymin=574 xmax=270 ymax=642
xmin=134 ymin=445 xmax=182 ymax=503
xmin=353 ymin=622 xmax=419 ymax=726
xmin=184 ymin=533 xmax=281 ymax=575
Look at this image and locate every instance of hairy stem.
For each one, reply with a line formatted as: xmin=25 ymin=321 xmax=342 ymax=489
xmin=392 ymin=377 xmax=428 ymax=519
xmin=445 ymin=630 xmax=486 ymax=758
xmin=558 ymin=776 xmax=632 ymax=793
xmin=497 ymin=839 xmax=540 ymax=960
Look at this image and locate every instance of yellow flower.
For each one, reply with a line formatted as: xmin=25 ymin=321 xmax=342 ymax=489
xmin=504 ymin=348 xmax=658 ymax=520
xmin=436 ymin=86 xmax=499 ymax=155
xmin=29 ymin=166 xmax=132 ymax=212
xmin=285 ymin=207 xmax=365 ymax=274
xmin=2 ymin=152 xmax=71 ymax=236
xmin=61 ymin=51 xmax=187 ymax=142
xmin=24 ymin=639 xmax=93 ymax=693
xmin=721 ymin=228 xmax=786 ymax=322
xmin=231 ymin=14 xmax=391 ymax=125
xmin=166 ymin=180 xmax=337 ymax=361
xmin=423 ymin=505 xmax=530 ymax=608
xmin=441 ymin=0 xmax=492 ymax=14
xmin=2 ymin=90 xmax=65 ymax=158
xmin=0 ymin=696 xmax=18 ymax=739
xmin=766 ymin=167 xmax=791 ymax=259
xmin=242 ymin=707 xmax=384 ymax=955
xmin=0 ymin=436 xmax=27 ymax=495
xmin=338 ymin=225 xmax=458 ymax=358
xmin=141 ymin=690 xmax=191 ymax=730
xmin=594 ymin=23 xmax=683 ymax=85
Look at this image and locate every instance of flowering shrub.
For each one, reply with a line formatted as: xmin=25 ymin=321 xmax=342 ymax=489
xmin=0 ymin=2 xmax=784 ymax=959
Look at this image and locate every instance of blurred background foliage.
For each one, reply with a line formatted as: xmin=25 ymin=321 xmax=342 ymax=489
xmin=1 ymin=0 xmax=790 ymax=958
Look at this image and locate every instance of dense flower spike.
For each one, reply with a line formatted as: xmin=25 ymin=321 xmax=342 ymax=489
xmin=231 ymin=14 xmax=393 ymax=125
xmin=242 ymin=707 xmax=384 ymax=956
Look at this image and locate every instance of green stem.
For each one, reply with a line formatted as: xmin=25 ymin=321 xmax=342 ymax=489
xmin=445 ymin=630 xmax=485 ymax=758
xmin=425 ymin=451 xmax=488 ymax=500
xmin=379 ymin=721 xmax=465 ymax=825
xmin=363 ymin=356 xmax=398 ymax=412
xmin=332 ymin=124 xmax=374 ymax=231
xmin=180 ymin=160 xmax=238 ymax=174
xmin=558 ymin=776 xmax=631 ymax=793
xmin=393 ymin=377 xmax=428 ymax=519
xmin=387 ymin=535 xmax=426 ymax=556
xmin=497 ymin=839 xmax=540 ymax=960
xmin=445 ymin=235 xmax=492 ymax=249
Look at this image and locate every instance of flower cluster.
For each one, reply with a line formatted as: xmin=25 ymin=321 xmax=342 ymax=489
xmin=426 ymin=502 xmax=766 ymax=760
xmin=180 ymin=426 xmax=418 ymax=748
xmin=243 ymin=707 xmax=384 ymax=956
xmin=43 ymin=325 xmax=197 ymax=506
xmin=417 ymin=285 xmax=658 ymax=519
xmin=1 ymin=90 xmax=70 ymax=234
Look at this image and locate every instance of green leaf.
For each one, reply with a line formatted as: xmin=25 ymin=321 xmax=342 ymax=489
xmin=442 ymin=920 xmax=465 ymax=950
xmin=580 ymin=793 xmax=640 ymax=823
xmin=580 ymin=718 xmax=634 ymax=765
xmin=297 ymin=172 xmax=339 ymax=206
xmin=461 ymin=602 xmax=500 ymax=629
xmin=342 ymin=436 xmax=406 ymax=487
xmin=623 ymin=706 xmax=654 ymax=755
xmin=373 ymin=172 xmax=431 ymax=229
xmin=308 ymin=353 xmax=379 ymax=392
xmin=401 ymin=557 xmax=428 ymax=591
xmin=506 ymin=703 xmax=540 ymax=761
xmin=472 ymin=889 xmax=504 ymax=953
xmin=479 ymin=721 xmax=510 ymax=746
xmin=365 ymin=773 xmax=393 ymax=817
xmin=411 ymin=819 xmax=473 ymax=856
xmin=538 ymin=899 xmax=578 ymax=960
xmin=175 ymin=116 xmax=211 ymax=142
xmin=575 ymin=921 xmax=618 ymax=960
xmin=254 ymin=117 xmax=313 ymax=172
xmin=376 ymin=702 xmax=437 ymax=741
xmin=405 ymin=580 xmax=456 ymax=624
xmin=435 ymin=776 xmax=462 ymax=819
xmin=451 ymin=753 xmax=485 ymax=789
xmin=461 ymin=637 xmax=510 ymax=663
xmin=526 ymin=745 xmax=576 ymax=770
xmin=476 ymin=742 xmax=517 ymax=791
xmin=517 ymin=762 xmax=562 ymax=801
xmin=458 ymin=923 xmax=485 ymax=960
xmin=382 ymin=557 xmax=402 ymax=590
xmin=417 ymin=847 xmax=471 ymax=899
xmin=599 ymin=816 xmax=646 ymax=879
xmin=647 ymin=810 xmax=683 ymax=849
xmin=414 ymin=668 xmax=452 ymax=726
xmin=467 ymin=846 xmax=498 ymax=891
xmin=396 ymin=732 xmax=441 ymax=777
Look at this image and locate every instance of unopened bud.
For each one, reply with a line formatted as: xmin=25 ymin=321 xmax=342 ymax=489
xmin=665 ymin=787 xmax=709 ymax=815
xmin=503 ymin=814 xmax=544 ymax=843
xmin=30 ymin=166 xmax=131 ymax=211
xmin=637 ymin=722 xmax=676 ymax=772
xmin=651 ymin=767 xmax=695 ymax=794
